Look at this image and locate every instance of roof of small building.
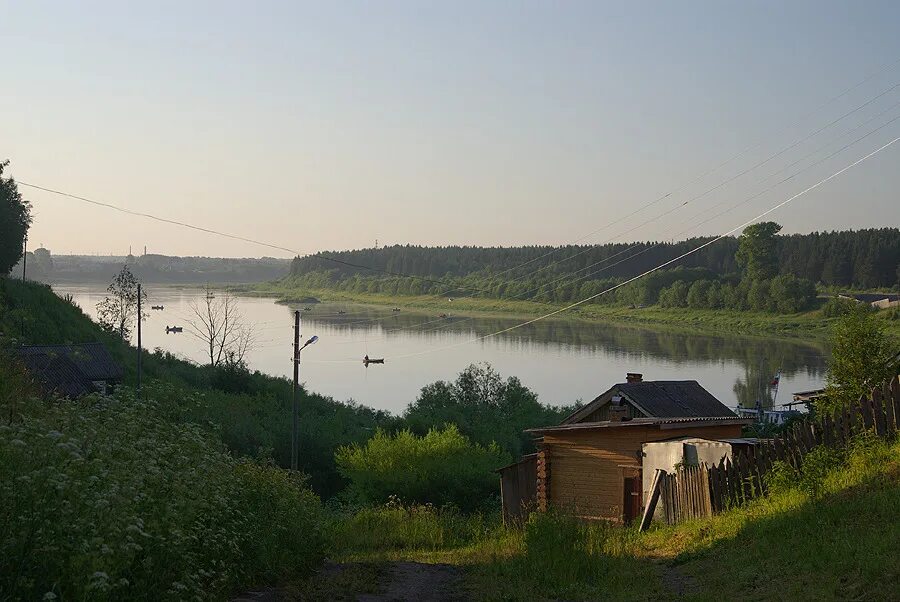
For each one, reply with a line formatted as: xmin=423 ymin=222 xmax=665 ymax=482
xmin=15 ymin=342 xmax=123 ymax=397
xmin=528 ymin=416 xmax=751 ymax=436
xmin=838 ymin=293 xmax=900 ymax=303
xmin=562 ymin=380 xmax=736 ymax=424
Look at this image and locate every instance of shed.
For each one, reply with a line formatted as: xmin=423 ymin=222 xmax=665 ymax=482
xmin=15 ymin=343 xmax=123 ymax=398
xmin=495 ymin=453 xmax=537 ymax=526
xmin=527 ymin=416 xmax=750 ymax=523
xmin=642 ymin=437 xmax=758 ymax=519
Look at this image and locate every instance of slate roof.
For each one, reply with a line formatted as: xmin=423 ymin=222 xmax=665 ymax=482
xmin=15 ymin=343 xmax=123 ymax=398
xmin=562 ymin=380 xmax=736 ymax=424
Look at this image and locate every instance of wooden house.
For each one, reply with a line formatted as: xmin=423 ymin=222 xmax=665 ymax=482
xmin=502 ymin=373 xmax=749 ymax=524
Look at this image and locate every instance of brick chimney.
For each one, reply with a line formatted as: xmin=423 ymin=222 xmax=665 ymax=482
xmin=626 ymin=372 xmax=643 ymax=383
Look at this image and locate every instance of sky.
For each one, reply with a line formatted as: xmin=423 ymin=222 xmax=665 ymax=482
xmin=2 ymin=1 xmax=900 ymax=258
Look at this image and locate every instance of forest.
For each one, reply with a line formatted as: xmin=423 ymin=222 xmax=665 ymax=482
xmin=284 ymin=228 xmax=900 ymax=313
xmin=291 ymin=228 xmax=900 ymax=294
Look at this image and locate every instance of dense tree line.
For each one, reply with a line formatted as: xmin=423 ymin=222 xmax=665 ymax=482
xmin=289 ymin=228 xmax=900 ymax=293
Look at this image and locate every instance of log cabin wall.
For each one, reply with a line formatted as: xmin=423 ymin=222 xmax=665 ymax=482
xmin=542 ymin=424 xmax=743 ymax=521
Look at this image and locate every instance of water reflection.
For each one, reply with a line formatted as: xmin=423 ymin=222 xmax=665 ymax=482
xmin=54 ymin=285 xmax=829 ymax=413
xmin=296 ymin=303 xmax=827 ymax=412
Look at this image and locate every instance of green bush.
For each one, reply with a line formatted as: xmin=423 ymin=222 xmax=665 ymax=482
xmin=335 ymin=425 xmax=509 ymax=511
xmin=403 ymin=363 xmax=575 ymax=458
xmin=821 ymin=296 xmax=857 ymax=318
xmin=0 ymin=392 xmax=325 ymax=601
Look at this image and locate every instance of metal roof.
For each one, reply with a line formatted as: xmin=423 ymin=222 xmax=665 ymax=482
xmin=563 ymin=380 xmax=736 ymax=424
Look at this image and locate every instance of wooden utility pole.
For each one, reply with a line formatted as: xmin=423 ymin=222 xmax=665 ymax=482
xmin=291 ymin=310 xmax=300 ymax=471
xmin=21 ymin=234 xmax=27 ymax=282
xmin=137 ymin=284 xmax=142 ymax=398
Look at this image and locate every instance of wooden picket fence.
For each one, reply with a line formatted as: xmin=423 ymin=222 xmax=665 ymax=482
xmin=645 ymin=375 xmax=900 ymax=528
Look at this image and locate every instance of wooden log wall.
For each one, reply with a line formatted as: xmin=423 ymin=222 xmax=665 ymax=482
xmin=661 ymin=375 xmax=900 ymax=526
xmin=536 ymin=449 xmax=549 ymax=512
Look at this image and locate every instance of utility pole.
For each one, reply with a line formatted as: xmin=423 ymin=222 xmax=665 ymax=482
xmin=21 ymin=233 xmax=27 ymax=282
xmin=137 ymin=284 xmax=142 ymax=398
xmin=291 ymin=310 xmax=300 ymax=471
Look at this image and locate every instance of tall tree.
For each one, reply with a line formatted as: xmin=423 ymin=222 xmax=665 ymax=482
xmin=735 ymin=221 xmax=782 ymax=281
xmin=822 ymin=304 xmax=896 ymax=413
xmin=0 ymin=161 xmax=32 ymax=276
xmin=96 ymin=265 xmax=146 ymax=341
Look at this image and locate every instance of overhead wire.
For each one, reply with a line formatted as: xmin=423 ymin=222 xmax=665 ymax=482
xmin=19 ymin=59 xmax=900 ymax=359
xmin=382 ymin=134 xmax=900 ymax=361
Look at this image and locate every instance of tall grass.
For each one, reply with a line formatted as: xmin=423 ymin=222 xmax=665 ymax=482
xmin=328 ymin=497 xmax=499 ymax=558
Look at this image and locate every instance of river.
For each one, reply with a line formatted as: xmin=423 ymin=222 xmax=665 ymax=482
xmin=54 ymin=284 xmax=828 ymax=414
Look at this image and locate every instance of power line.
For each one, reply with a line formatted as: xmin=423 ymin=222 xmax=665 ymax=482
xmin=19 ymin=60 xmax=900 ymax=345
xmin=383 ymin=135 xmax=900 ymax=361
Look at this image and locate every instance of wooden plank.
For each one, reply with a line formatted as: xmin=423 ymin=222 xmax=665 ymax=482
xmin=883 ymin=381 xmax=896 ymax=436
xmin=871 ymin=387 xmax=887 ymax=438
xmin=891 ymin=376 xmax=900 ymax=433
xmin=711 ymin=463 xmax=723 ymax=513
xmin=859 ymin=392 xmax=874 ymax=433
xmin=822 ymin=413 xmax=834 ymax=446
xmin=639 ymin=469 xmax=665 ymax=532
xmin=756 ymin=444 xmax=769 ymax=496
xmin=837 ymin=406 xmax=848 ymax=445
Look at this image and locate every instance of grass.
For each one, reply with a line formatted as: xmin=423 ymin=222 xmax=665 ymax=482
xmin=234 ymin=282 xmax=900 ymax=342
xmin=308 ymin=435 xmax=900 ymax=601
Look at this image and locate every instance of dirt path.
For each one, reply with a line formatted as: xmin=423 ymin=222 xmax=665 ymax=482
xmin=357 ymin=562 xmax=466 ymax=602
xmin=232 ymin=561 xmax=467 ymax=602
xmin=657 ymin=561 xmax=699 ymax=600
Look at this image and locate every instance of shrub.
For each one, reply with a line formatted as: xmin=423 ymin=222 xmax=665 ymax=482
xmin=0 ymin=392 xmax=325 ymax=601
xmin=335 ymin=425 xmax=509 ymax=511
xmin=821 ymin=296 xmax=858 ymax=318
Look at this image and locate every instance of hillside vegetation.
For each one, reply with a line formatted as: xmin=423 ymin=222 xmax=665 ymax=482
xmin=312 ymin=433 xmax=900 ymax=601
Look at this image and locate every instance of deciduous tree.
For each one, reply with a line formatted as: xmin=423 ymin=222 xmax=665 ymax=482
xmin=187 ymin=285 xmax=256 ymax=367
xmin=96 ymin=264 xmax=146 ymax=341
xmin=0 ymin=161 xmax=32 ymax=276
xmin=736 ymin=221 xmax=782 ymax=281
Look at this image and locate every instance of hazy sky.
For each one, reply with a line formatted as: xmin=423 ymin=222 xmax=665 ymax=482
xmin=3 ymin=1 xmax=900 ymax=258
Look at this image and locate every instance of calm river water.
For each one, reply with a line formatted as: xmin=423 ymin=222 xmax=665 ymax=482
xmin=55 ymin=284 xmax=828 ymax=414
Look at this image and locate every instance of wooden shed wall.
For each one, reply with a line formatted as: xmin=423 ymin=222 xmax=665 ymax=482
xmin=499 ymin=455 xmax=538 ymax=525
xmin=543 ymin=424 xmax=742 ymax=521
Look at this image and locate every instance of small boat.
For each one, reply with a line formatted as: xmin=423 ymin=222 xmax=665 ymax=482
xmin=338 ymin=310 xmax=346 ymax=315
xmin=392 ymin=307 xmax=401 ymax=312
xmin=303 ymin=306 xmax=312 ymax=311
xmin=151 ymin=305 xmax=164 ymax=310
xmin=165 ymin=325 xmax=183 ymax=334
xmin=363 ymin=355 xmax=385 ymax=366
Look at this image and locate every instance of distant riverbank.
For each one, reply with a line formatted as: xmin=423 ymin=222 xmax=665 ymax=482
xmin=230 ymin=283 xmax=900 ymax=342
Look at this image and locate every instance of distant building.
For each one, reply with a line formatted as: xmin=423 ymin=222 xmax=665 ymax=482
xmin=838 ymin=293 xmax=900 ymax=310
xmin=15 ymin=342 xmax=123 ymax=398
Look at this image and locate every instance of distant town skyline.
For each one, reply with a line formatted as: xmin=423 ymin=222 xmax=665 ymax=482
xmin=4 ymin=1 xmax=900 ymax=259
